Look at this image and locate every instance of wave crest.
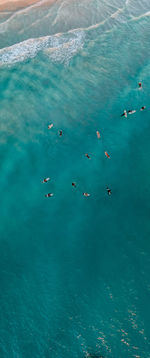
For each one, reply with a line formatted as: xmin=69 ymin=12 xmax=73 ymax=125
xmin=0 ymin=30 xmax=85 ymax=66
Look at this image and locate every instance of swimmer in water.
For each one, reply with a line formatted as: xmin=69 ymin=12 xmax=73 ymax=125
xmin=59 ymin=130 xmax=63 ymax=136
xmin=138 ymin=82 xmax=142 ymax=89
xmin=128 ymin=110 xmax=136 ymax=114
xmin=105 ymin=151 xmax=110 ymax=158
xmin=42 ymin=177 xmax=50 ymax=183
xmin=140 ymin=106 xmax=146 ymax=111
xmin=107 ymin=187 xmax=112 ymax=196
xmin=45 ymin=193 xmax=54 ymax=197
xmin=48 ymin=124 xmax=53 ymax=129
xmin=96 ymin=130 xmax=100 ymax=139
xmin=83 ymin=192 xmax=90 ymax=197
xmin=121 ymin=110 xmax=127 ymax=118
xmin=85 ymin=153 xmax=91 ymax=159
xmin=72 ymin=182 xmax=76 ymax=187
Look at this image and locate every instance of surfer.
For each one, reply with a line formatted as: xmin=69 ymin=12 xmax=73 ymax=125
xmin=85 ymin=153 xmax=91 ymax=159
xmin=96 ymin=130 xmax=100 ymax=139
xmin=138 ymin=82 xmax=142 ymax=89
xmin=72 ymin=182 xmax=76 ymax=187
xmin=48 ymin=124 xmax=53 ymax=129
xmin=128 ymin=110 xmax=136 ymax=114
xmin=83 ymin=192 xmax=90 ymax=197
xmin=107 ymin=187 xmax=112 ymax=196
xmin=121 ymin=110 xmax=127 ymax=118
xmin=45 ymin=193 xmax=54 ymax=197
xmin=105 ymin=151 xmax=110 ymax=158
xmin=42 ymin=177 xmax=50 ymax=183
xmin=59 ymin=130 xmax=63 ymax=136
xmin=140 ymin=106 xmax=146 ymax=111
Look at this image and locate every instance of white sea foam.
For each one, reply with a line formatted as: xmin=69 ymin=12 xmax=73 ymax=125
xmin=0 ymin=30 xmax=85 ymax=66
xmin=129 ymin=10 xmax=150 ymax=22
xmin=0 ymin=0 xmax=148 ymax=67
xmin=44 ymin=31 xmax=85 ymax=64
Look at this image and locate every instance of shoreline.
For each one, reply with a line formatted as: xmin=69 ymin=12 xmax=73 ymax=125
xmin=0 ymin=0 xmax=56 ymax=12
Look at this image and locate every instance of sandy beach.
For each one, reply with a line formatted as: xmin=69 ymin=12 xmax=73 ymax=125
xmin=0 ymin=0 xmax=56 ymax=12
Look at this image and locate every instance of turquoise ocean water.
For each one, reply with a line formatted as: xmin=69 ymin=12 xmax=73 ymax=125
xmin=0 ymin=0 xmax=150 ymax=356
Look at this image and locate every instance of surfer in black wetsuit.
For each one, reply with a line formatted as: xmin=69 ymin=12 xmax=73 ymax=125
xmin=59 ymin=130 xmax=63 ymax=136
xmin=106 ymin=187 xmax=112 ymax=196
xmin=139 ymin=82 xmax=142 ymax=89
xmin=140 ymin=106 xmax=146 ymax=111
xmin=121 ymin=110 xmax=127 ymax=118
xmin=85 ymin=153 xmax=91 ymax=159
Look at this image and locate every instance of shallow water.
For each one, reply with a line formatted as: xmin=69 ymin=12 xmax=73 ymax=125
xmin=0 ymin=0 xmax=150 ymax=357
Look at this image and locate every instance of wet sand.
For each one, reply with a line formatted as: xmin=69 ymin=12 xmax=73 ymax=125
xmin=0 ymin=0 xmax=56 ymax=12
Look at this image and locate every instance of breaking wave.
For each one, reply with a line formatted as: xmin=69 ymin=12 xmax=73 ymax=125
xmin=0 ymin=30 xmax=85 ymax=66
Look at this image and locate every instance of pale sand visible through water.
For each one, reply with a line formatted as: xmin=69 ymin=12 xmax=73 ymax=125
xmin=0 ymin=0 xmax=56 ymax=12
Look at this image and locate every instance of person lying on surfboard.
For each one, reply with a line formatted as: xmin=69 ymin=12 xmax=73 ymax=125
xmin=83 ymin=192 xmax=90 ymax=197
xmin=105 ymin=151 xmax=110 ymax=158
xmin=85 ymin=153 xmax=91 ymax=159
xmin=96 ymin=131 xmax=100 ymax=139
xmin=121 ymin=110 xmax=127 ymax=118
xmin=138 ymin=82 xmax=142 ymax=89
xmin=45 ymin=193 xmax=54 ymax=197
xmin=128 ymin=110 xmax=136 ymax=114
xmin=107 ymin=187 xmax=112 ymax=196
xmin=42 ymin=177 xmax=50 ymax=183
